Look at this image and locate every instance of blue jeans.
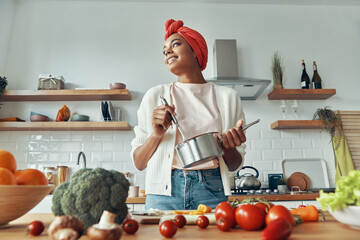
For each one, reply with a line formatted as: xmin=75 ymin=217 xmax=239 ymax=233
xmin=145 ymin=168 xmax=227 ymax=210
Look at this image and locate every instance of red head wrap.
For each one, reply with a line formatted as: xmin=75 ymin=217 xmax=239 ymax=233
xmin=164 ymin=19 xmax=208 ymax=71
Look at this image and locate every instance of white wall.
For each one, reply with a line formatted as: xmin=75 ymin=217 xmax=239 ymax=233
xmin=0 ymin=0 xmax=15 ymax=73
xmin=1 ymin=0 xmax=360 ymax=190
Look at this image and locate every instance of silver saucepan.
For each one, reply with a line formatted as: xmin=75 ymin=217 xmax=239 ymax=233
xmin=160 ymin=96 xmax=259 ymax=168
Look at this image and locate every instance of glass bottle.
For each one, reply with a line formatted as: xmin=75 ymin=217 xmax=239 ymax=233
xmin=312 ymin=61 xmax=322 ymax=89
xmin=301 ymin=59 xmax=310 ymax=89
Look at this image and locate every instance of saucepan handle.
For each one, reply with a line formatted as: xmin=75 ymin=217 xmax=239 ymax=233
xmin=242 ymin=119 xmax=260 ymax=131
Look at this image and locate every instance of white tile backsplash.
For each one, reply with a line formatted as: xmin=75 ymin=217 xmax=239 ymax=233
xmin=51 ymin=132 xmax=72 ymax=141
xmin=262 ymin=150 xmax=282 ymax=161
xmin=61 ymin=142 xmax=82 ymax=152
xmin=7 ymin=126 xmax=337 ymax=189
xmin=283 ymin=149 xmax=303 ymax=159
xmin=303 ymin=149 xmax=324 ymax=158
xmin=82 ymin=141 xmax=102 ymax=152
xmin=281 ymin=130 xmax=301 ymax=139
xmin=8 ymin=131 xmax=29 ymax=141
xmin=272 ymin=140 xmax=292 ymax=149
xmin=103 ymin=142 xmax=124 ymax=151
xmin=0 ymin=142 xmax=18 ymax=151
xmin=260 ymin=130 xmax=281 ymax=139
xmin=93 ymin=131 xmax=114 ymax=141
xmin=292 ymin=139 xmax=313 ymax=149
xmin=251 ymin=140 xmax=271 ymax=150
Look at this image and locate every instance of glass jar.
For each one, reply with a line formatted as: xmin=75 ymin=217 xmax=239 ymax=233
xmin=44 ymin=166 xmax=56 ymax=194
xmin=43 ymin=167 xmax=56 ymax=185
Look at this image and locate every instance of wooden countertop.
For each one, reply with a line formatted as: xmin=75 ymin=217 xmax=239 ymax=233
xmin=0 ymin=212 xmax=359 ymax=239
xmin=126 ymin=193 xmax=320 ymax=204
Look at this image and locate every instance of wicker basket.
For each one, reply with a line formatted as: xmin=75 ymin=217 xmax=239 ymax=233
xmin=38 ymin=75 xmax=65 ymax=90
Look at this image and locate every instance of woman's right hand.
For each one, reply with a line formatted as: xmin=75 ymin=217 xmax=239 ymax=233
xmin=152 ymin=104 xmax=176 ymax=138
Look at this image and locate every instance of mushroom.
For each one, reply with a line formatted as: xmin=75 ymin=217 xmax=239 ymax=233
xmin=48 ymin=215 xmax=84 ymax=240
xmin=87 ymin=210 xmax=122 ymax=240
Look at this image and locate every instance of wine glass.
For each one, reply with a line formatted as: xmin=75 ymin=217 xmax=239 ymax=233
xmin=292 ymin=100 xmax=299 ymax=119
xmin=280 ymin=100 xmax=287 ymax=119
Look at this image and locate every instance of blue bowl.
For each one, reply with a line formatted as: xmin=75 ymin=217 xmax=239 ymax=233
xmin=72 ymin=114 xmax=90 ymax=121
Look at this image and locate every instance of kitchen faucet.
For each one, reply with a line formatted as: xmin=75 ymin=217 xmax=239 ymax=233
xmin=77 ymin=151 xmax=87 ymax=168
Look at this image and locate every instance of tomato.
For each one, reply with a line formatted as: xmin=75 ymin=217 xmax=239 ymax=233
xmin=26 ymin=220 xmax=45 ymax=236
xmin=255 ymin=202 xmax=275 ymax=213
xmin=235 ymin=204 xmax=265 ymax=231
xmin=214 ymin=201 xmax=236 ymax=227
xmin=196 ymin=215 xmax=209 ymax=229
xmin=122 ymin=219 xmax=139 ymax=234
xmin=262 ymin=218 xmax=292 ymax=240
xmin=298 ymin=204 xmax=307 ymax=208
xmin=266 ymin=205 xmax=295 ymax=227
xmin=217 ymin=218 xmax=233 ymax=232
xmin=174 ymin=214 xmax=186 ymax=228
xmin=159 ymin=220 xmax=177 ymax=238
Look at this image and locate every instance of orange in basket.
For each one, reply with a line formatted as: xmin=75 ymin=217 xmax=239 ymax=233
xmin=0 ymin=167 xmax=16 ymax=185
xmin=15 ymin=169 xmax=48 ymax=185
xmin=0 ymin=149 xmax=17 ymax=174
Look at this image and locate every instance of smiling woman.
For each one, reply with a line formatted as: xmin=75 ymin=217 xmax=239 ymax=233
xmin=130 ymin=19 xmax=247 ymax=211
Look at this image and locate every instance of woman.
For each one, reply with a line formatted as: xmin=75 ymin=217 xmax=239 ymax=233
xmin=131 ymin=19 xmax=246 ymax=210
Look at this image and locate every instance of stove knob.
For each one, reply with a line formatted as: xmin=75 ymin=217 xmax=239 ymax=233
xmin=265 ymin=189 xmax=272 ymax=194
xmin=255 ymin=190 xmax=263 ymax=194
xmin=249 ymin=190 xmax=255 ymax=194
xmin=273 ymin=189 xmax=279 ymax=194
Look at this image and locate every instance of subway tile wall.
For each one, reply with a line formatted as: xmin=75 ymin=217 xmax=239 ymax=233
xmin=0 ymin=128 xmax=336 ymax=190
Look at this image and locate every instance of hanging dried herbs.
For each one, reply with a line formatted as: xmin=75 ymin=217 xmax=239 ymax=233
xmin=313 ymin=107 xmax=343 ymax=149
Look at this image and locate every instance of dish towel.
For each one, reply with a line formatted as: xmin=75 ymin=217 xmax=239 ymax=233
xmin=333 ymin=134 xmax=354 ymax=182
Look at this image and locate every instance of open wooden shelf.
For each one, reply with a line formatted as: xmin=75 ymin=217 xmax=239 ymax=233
xmin=271 ymin=120 xmax=323 ymax=129
xmin=0 ymin=89 xmax=131 ymax=101
xmin=268 ymin=88 xmax=336 ymax=100
xmin=0 ymin=121 xmax=131 ymax=131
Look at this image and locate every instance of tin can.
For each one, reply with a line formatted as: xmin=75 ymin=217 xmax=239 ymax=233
xmin=57 ymin=166 xmax=68 ymax=186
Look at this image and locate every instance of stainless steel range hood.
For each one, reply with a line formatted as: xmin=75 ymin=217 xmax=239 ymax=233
xmin=207 ymin=39 xmax=271 ymax=100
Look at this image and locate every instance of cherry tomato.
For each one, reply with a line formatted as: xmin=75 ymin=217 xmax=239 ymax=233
xmin=214 ymin=201 xmax=236 ymax=227
xmin=26 ymin=220 xmax=45 ymax=236
xmin=298 ymin=204 xmax=307 ymax=208
xmin=262 ymin=218 xmax=292 ymax=240
xmin=266 ymin=205 xmax=295 ymax=227
xmin=122 ymin=219 xmax=139 ymax=234
xmin=196 ymin=215 xmax=209 ymax=229
xmin=255 ymin=202 xmax=275 ymax=213
xmin=174 ymin=214 xmax=186 ymax=228
xmin=159 ymin=220 xmax=177 ymax=238
xmin=217 ymin=217 xmax=233 ymax=232
xmin=235 ymin=204 xmax=265 ymax=231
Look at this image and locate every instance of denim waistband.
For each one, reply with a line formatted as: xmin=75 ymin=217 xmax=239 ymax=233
xmin=172 ymin=168 xmax=220 ymax=177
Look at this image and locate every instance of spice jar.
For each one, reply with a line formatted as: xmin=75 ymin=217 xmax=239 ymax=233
xmin=44 ymin=167 xmax=56 ymax=194
xmin=44 ymin=167 xmax=56 ymax=185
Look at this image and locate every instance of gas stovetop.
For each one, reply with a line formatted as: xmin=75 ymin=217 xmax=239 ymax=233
xmin=231 ymin=188 xmax=280 ymax=195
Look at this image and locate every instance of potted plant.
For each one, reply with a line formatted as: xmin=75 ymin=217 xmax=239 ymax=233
xmin=271 ymin=51 xmax=285 ymax=90
xmin=313 ymin=107 xmax=354 ymax=182
xmin=0 ymin=76 xmax=7 ymax=96
xmin=0 ymin=76 xmax=8 ymax=109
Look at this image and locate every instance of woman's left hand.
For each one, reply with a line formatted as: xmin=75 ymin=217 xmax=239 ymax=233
xmin=219 ymin=119 xmax=246 ymax=149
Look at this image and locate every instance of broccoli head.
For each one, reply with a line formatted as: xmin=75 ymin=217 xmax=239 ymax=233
xmin=52 ymin=168 xmax=130 ymax=229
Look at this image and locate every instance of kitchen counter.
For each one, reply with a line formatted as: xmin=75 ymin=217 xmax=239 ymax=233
xmin=126 ymin=193 xmax=320 ymax=204
xmin=0 ymin=212 xmax=358 ymax=239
